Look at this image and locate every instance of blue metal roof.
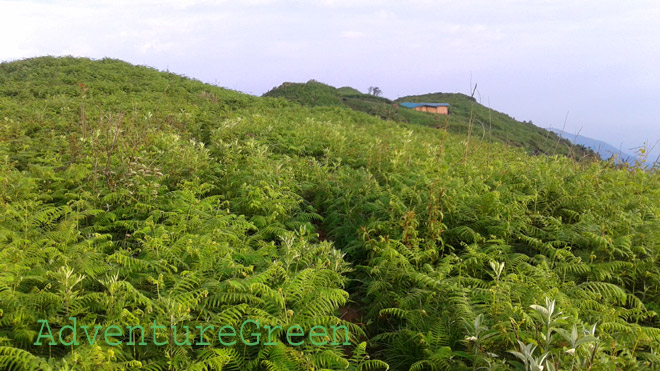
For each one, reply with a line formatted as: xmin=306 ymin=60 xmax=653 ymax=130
xmin=400 ymin=102 xmax=450 ymax=108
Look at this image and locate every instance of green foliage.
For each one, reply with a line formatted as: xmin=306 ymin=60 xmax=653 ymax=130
xmin=263 ymin=81 xmax=596 ymax=159
xmin=263 ymin=80 xmax=344 ymax=107
xmin=1 ymin=56 xmax=659 ymax=370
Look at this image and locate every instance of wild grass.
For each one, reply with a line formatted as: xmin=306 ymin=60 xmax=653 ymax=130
xmin=1 ymin=56 xmax=659 ymax=370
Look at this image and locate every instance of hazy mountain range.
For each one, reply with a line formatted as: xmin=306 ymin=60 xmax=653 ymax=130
xmin=547 ymin=128 xmax=641 ymax=166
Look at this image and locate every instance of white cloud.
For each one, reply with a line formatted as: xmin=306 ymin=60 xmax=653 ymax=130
xmin=341 ymin=31 xmax=364 ymax=39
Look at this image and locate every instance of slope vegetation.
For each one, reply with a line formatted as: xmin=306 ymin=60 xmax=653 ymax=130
xmin=264 ymin=81 xmax=595 ymax=158
xmin=1 ymin=57 xmax=659 ymax=370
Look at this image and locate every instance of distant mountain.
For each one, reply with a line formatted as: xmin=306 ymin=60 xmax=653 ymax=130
xmin=548 ymin=128 xmax=638 ymax=166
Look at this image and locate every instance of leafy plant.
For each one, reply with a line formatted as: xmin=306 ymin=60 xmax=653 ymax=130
xmin=1 ymin=56 xmax=659 ymax=370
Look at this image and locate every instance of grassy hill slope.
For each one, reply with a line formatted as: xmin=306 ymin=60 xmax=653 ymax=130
xmin=1 ymin=57 xmax=659 ymax=370
xmin=263 ymin=80 xmax=400 ymax=122
xmin=395 ymin=92 xmax=592 ymax=156
xmin=264 ymin=81 xmax=595 ymax=159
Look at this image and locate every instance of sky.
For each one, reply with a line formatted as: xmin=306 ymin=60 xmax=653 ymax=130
xmin=1 ymin=0 xmax=659 ymax=162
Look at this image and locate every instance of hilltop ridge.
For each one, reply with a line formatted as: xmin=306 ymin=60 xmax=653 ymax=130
xmin=264 ymin=80 xmax=596 ymax=159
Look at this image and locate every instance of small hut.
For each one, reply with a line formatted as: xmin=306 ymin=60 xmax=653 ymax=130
xmin=400 ymin=102 xmax=450 ymax=115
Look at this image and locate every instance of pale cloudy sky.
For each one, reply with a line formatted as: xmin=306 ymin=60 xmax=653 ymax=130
xmin=1 ymin=0 xmax=659 ymax=161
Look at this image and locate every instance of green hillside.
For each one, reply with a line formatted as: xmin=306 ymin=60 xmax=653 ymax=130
xmin=263 ymin=80 xmax=401 ymax=123
xmin=1 ymin=57 xmax=660 ymax=370
xmin=264 ymin=81 xmax=595 ymax=159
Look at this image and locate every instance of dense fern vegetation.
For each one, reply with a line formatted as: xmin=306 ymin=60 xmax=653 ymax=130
xmin=1 ymin=56 xmax=659 ymax=370
xmin=263 ymin=81 xmax=595 ymax=159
